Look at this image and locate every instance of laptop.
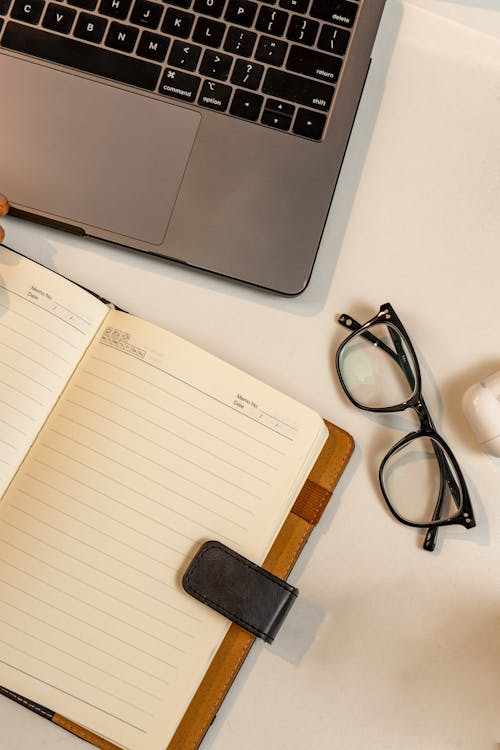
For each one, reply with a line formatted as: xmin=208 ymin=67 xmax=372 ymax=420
xmin=0 ymin=0 xmax=386 ymax=294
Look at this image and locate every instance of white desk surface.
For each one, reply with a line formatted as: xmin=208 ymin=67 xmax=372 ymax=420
xmin=2 ymin=1 xmax=500 ymax=748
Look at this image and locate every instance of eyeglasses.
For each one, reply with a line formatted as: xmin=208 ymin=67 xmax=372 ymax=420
xmin=335 ymin=303 xmax=475 ymax=552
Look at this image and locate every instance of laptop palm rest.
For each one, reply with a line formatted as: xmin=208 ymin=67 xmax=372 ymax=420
xmin=0 ymin=54 xmax=200 ymax=245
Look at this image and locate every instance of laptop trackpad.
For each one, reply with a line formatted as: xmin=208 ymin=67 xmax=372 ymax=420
xmin=1 ymin=56 xmax=201 ymax=245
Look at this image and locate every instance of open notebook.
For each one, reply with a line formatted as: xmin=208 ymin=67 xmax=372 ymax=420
xmin=0 ymin=244 xmax=352 ymax=750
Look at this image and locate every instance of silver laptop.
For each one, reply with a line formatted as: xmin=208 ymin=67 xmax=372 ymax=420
xmin=0 ymin=0 xmax=385 ymax=294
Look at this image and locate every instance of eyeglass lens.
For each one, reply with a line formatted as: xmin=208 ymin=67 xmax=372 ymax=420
xmin=381 ymin=436 xmax=464 ymax=526
xmin=337 ymin=323 xmax=418 ymax=409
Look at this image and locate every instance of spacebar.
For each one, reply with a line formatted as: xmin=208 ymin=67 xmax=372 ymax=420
xmin=2 ymin=22 xmax=161 ymax=91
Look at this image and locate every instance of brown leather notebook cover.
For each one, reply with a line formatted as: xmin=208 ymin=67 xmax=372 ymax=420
xmin=2 ymin=420 xmax=354 ymax=750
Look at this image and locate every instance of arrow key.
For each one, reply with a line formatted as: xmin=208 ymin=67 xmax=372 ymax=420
xmin=265 ymin=98 xmax=295 ymax=118
xmin=293 ymin=107 xmax=326 ymax=140
xmin=230 ymin=89 xmax=264 ymax=121
xmin=261 ymin=107 xmax=292 ymax=132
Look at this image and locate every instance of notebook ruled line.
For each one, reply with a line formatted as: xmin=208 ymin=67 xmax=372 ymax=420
xmin=39 ymin=445 xmax=249 ymax=531
xmin=0 ymin=617 xmax=164 ymax=701
xmin=17 ymin=488 xmax=185 ymax=561
xmin=0 ymin=524 xmax=198 ymax=631
xmin=0 ymin=319 xmax=70 ymax=362
xmin=98 ymin=342 xmax=296 ymax=441
xmin=0 ymin=340 xmax=64 ymax=378
xmin=0 ymin=558 xmax=189 ymax=655
xmin=0 ymin=438 xmax=17 ymax=451
xmin=0 ymin=283 xmax=91 ymax=335
xmin=61 ymin=404 xmax=275 ymax=483
xmin=30 ymin=462 xmax=241 ymax=546
xmin=25 ymin=472 xmax=196 ymax=547
xmin=46 ymin=427 xmax=257 ymax=515
xmin=0 ymin=658 xmax=148 ymax=732
xmin=0 ymin=641 xmax=155 ymax=717
xmin=51 ymin=420 xmax=265 ymax=502
xmin=0 ymin=418 xmax=27 ymax=437
xmin=0 ymin=300 xmax=79 ymax=349
xmin=90 ymin=355 xmax=290 ymax=453
xmin=83 ymin=368 xmax=282 ymax=469
xmin=0 ymin=399 xmax=36 ymax=421
xmin=10 ymin=497 xmax=180 ymax=577
xmin=0 ymin=578 xmax=179 ymax=672
xmin=0 ymin=598 xmax=171 ymax=686
xmin=0 ymin=379 xmax=45 ymax=406
xmin=0 ymin=361 xmax=53 ymax=392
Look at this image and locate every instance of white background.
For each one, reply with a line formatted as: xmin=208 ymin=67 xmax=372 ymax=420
xmin=2 ymin=1 xmax=500 ymax=748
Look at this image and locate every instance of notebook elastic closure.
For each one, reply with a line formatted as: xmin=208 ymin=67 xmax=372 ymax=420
xmin=182 ymin=541 xmax=298 ymax=644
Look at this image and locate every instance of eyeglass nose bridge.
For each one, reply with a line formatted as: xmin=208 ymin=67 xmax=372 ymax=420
xmin=412 ymin=397 xmax=436 ymax=433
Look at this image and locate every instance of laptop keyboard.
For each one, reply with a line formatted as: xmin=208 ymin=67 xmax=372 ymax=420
xmin=0 ymin=0 xmax=361 ymax=141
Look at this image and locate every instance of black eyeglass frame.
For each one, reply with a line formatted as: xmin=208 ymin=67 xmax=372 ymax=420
xmin=335 ymin=303 xmax=476 ymax=552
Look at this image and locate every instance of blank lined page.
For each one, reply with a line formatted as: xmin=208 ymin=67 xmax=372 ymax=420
xmin=0 ymin=246 xmax=109 ymax=494
xmin=0 ymin=310 xmax=327 ymax=750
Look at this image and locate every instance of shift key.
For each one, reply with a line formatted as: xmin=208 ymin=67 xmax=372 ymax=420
xmin=262 ymin=68 xmax=334 ymax=112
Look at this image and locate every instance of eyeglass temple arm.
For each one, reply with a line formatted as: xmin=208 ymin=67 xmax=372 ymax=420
xmin=368 ymin=324 xmax=450 ymax=550
xmin=385 ymin=332 xmax=460 ymax=546
xmin=422 ymin=441 xmax=463 ymax=552
xmin=417 ymin=400 xmax=463 ymax=551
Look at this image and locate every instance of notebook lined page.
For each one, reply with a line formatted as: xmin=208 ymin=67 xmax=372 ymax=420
xmin=0 ymin=246 xmax=109 ymax=495
xmin=0 ymin=310 xmax=327 ymax=750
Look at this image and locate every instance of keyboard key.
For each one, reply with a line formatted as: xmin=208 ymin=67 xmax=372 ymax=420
xmin=265 ymin=97 xmax=294 ymax=116
xmin=193 ymin=0 xmax=225 ymax=17
xmin=67 ymin=0 xmax=97 ymax=10
xmin=293 ymin=107 xmax=326 ymax=139
xmin=0 ymin=0 xmax=12 ymax=14
xmin=256 ymin=5 xmax=288 ymax=36
xmin=262 ymin=67 xmax=334 ymax=111
xmin=224 ymin=26 xmax=256 ymax=57
xmin=168 ymin=39 xmax=201 ymax=70
xmin=287 ymin=44 xmax=342 ymax=84
xmin=224 ymin=0 xmax=257 ymax=28
xmin=279 ymin=0 xmax=308 ymax=11
xmin=10 ymin=0 xmax=45 ymax=24
xmin=310 ymin=0 xmax=358 ymax=28
xmin=200 ymin=49 xmax=232 ymax=80
xmin=130 ymin=0 xmax=164 ymax=29
xmin=105 ymin=20 xmax=138 ymax=51
xmin=230 ymin=58 xmax=263 ymax=89
xmin=158 ymin=67 xmax=200 ymax=101
xmin=255 ymin=35 xmax=287 ymax=66
xmin=2 ymin=21 xmax=161 ymax=88
xmin=42 ymin=2 xmax=76 ymax=33
xmin=318 ymin=23 xmax=349 ymax=55
xmin=230 ymin=89 xmax=263 ymax=121
xmin=286 ymin=15 xmax=319 ymax=45
xmin=162 ymin=7 xmax=194 ymax=38
xmin=168 ymin=0 xmax=191 ymax=6
xmin=198 ymin=79 xmax=231 ymax=111
xmin=74 ymin=11 xmax=107 ymax=41
xmin=261 ymin=108 xmax=291 ymax=131
xmin=137 ymin=29 xmax=169 ymax=60
xmin=99 ymin=0 xmax=132 ymax=19
xmin=192 ymin=15 xmax=225 ymax=47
